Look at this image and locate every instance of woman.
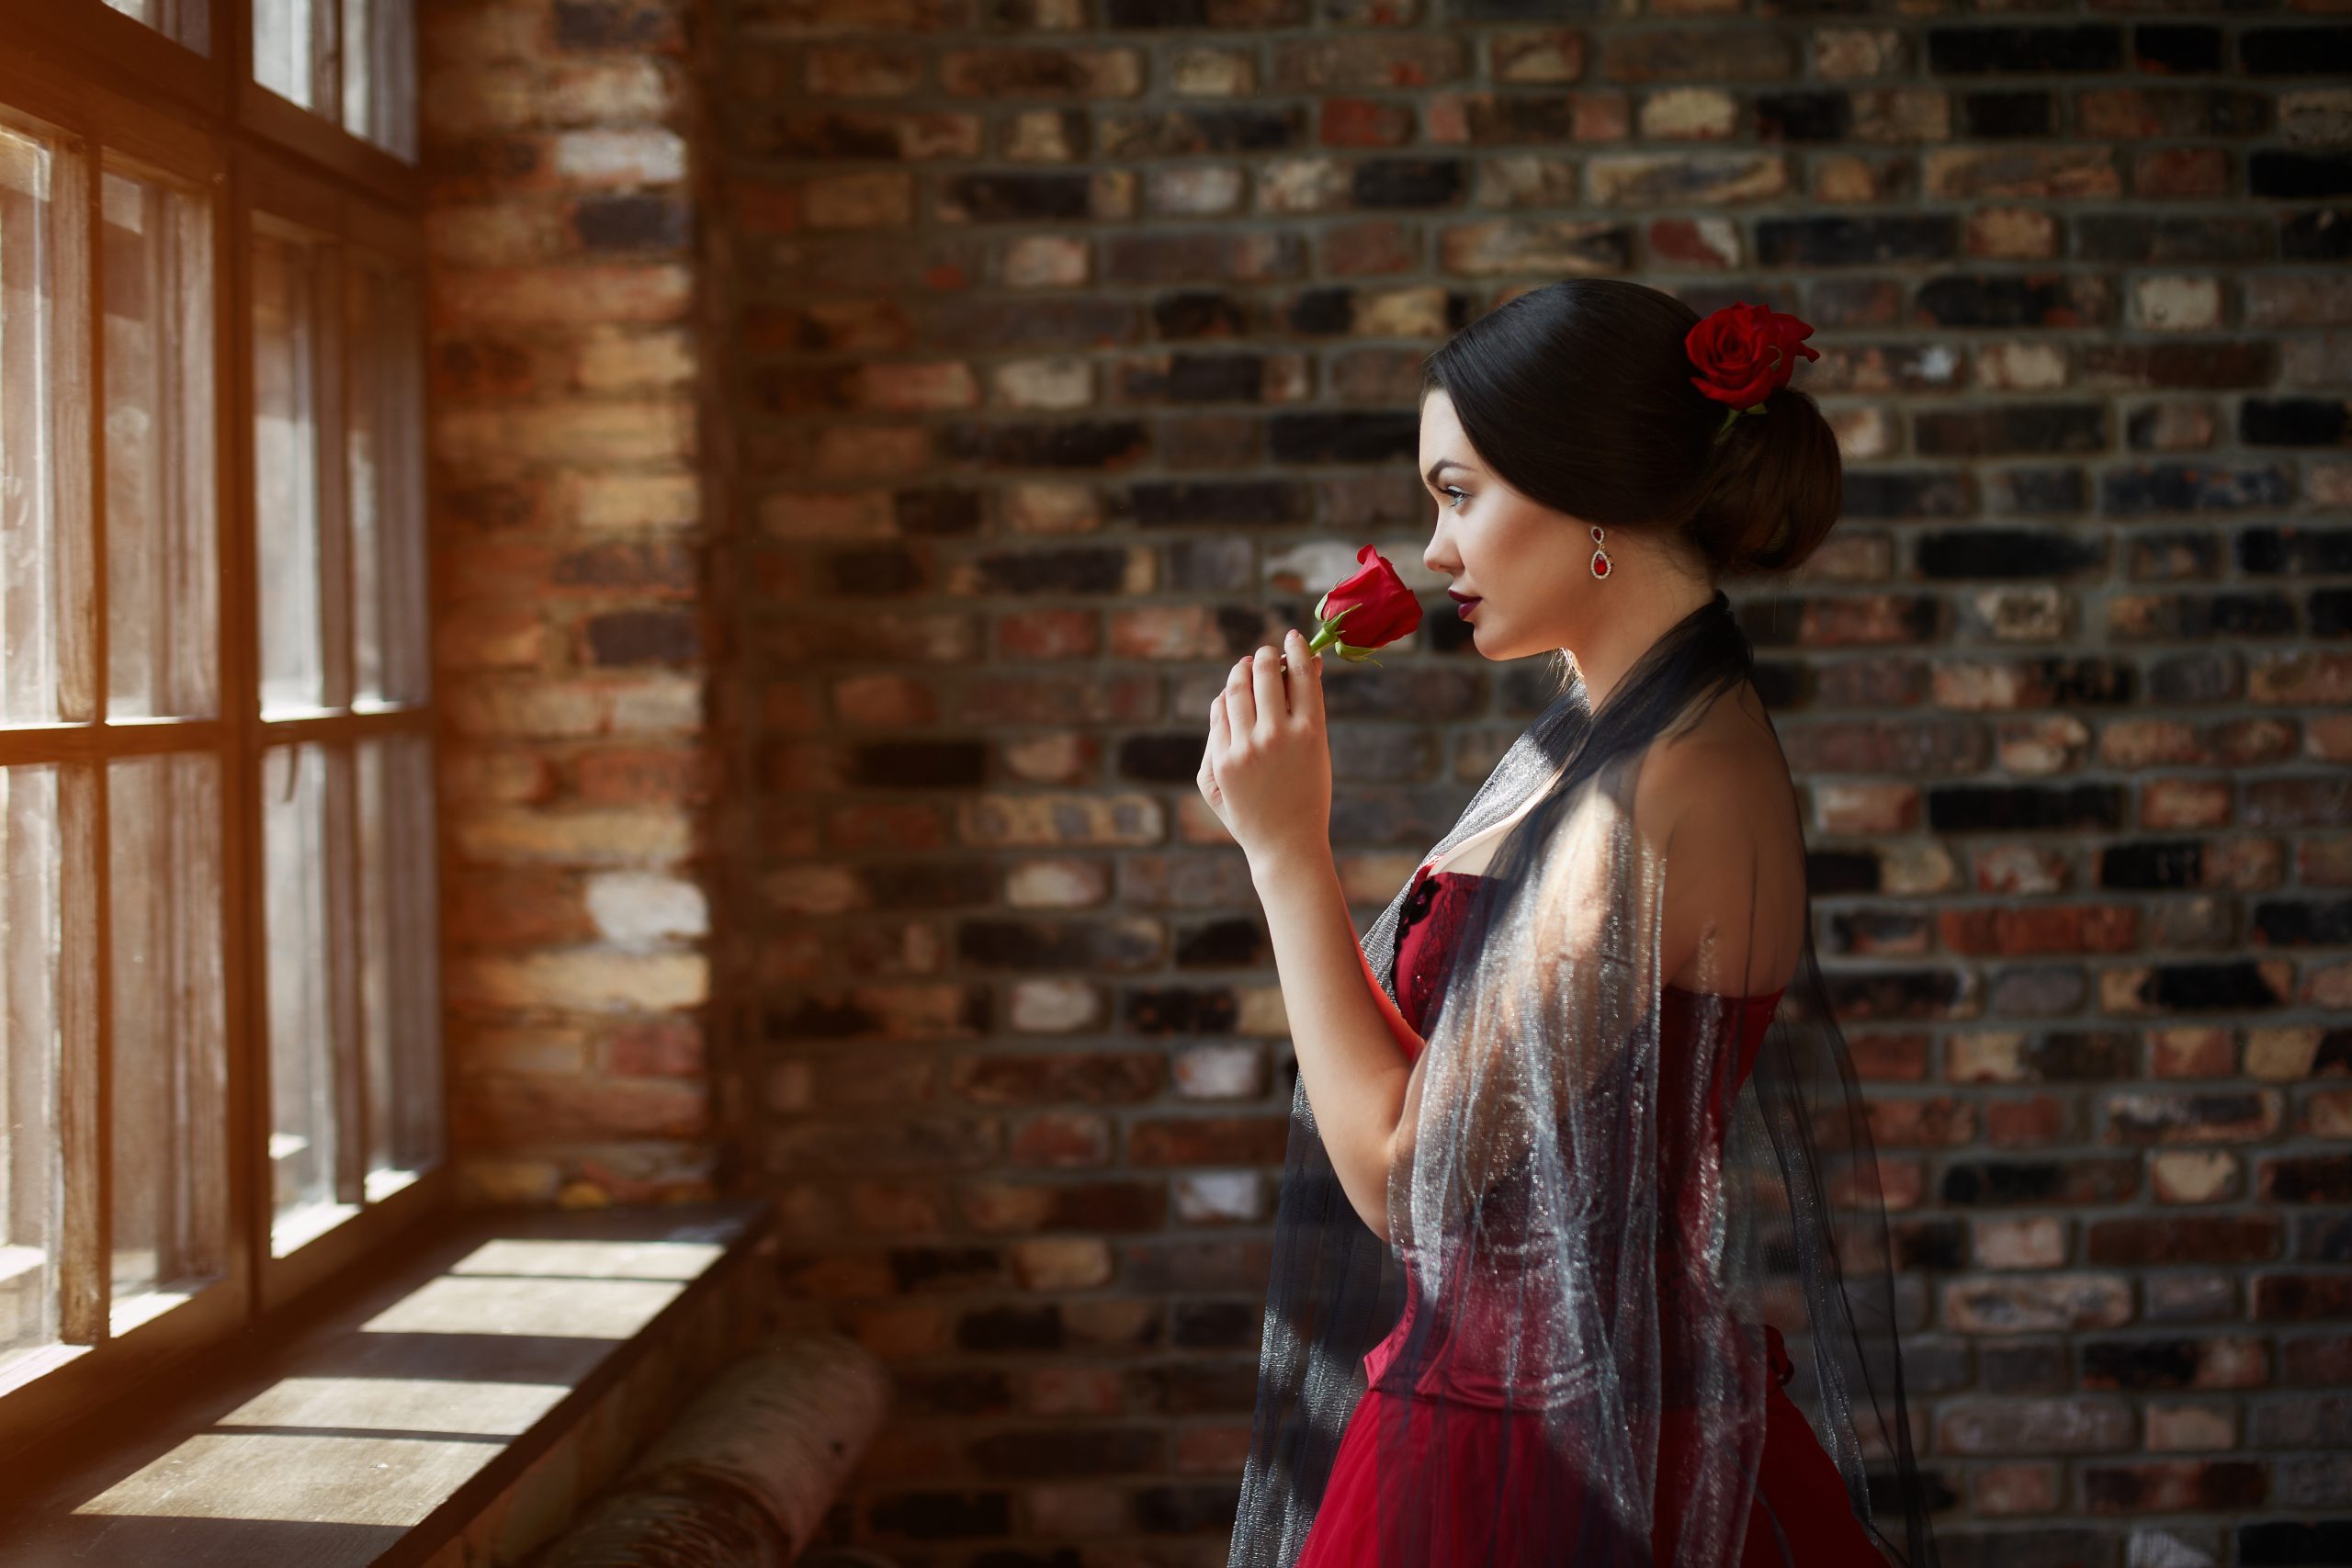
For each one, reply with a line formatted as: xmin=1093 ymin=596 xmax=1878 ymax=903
xmin=1198 ymin=280 xmax=1940 ymax=1567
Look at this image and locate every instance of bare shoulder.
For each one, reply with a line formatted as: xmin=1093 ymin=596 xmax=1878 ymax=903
xmin=1633 ymin=683 xmax=1790 ymax=829
xmin=1635 ymin=683 xmax=1807 ymax=994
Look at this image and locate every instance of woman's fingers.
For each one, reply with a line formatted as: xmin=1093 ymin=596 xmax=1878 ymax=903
xmin=1226 ymin=655 xmax=1257 ymax=738
xmin=1250 ymin=645 xmax=1283 ymax=739
xmin=1283 ymin=628 xmax=1321 ymax=728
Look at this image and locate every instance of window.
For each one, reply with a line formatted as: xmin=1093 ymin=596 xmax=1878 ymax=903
xmin=0 ymin=0 xmax=435 ymax=1447
xmin=103 ymin=0 xmax=210 ymax=53
xmin=252 ymin=0 xmax=418 ymax=160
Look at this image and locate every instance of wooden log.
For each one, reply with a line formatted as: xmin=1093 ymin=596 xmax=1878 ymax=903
xmin=529 ymin=1332 xmax=890 ymax=1568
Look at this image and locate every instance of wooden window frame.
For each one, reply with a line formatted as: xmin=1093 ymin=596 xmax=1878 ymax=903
xmin=0 ymin=0 xmax=441 ymax=1472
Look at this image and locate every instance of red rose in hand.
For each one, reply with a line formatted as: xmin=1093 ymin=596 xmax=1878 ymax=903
xmin=1686 ymin=300 xmax=1818 ymax=413
xmin=1307 ymin=545 xmax=1421 ymax=666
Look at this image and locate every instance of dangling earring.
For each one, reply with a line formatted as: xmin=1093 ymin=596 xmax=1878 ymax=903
xmin=1589 ymin=525 xmax=1611 ymax=580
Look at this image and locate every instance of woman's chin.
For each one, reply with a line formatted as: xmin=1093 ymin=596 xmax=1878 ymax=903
xmin=1474 ymin=624 xmax=1544 ymax=664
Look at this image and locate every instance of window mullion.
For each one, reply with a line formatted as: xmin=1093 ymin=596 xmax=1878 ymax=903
xmin=46 ymin=112 xmax=106 ymax=1352
xmin=316 ymin=238 xmax=351 ymax=714
xmin=320 ymin=224 xmax=365 ymax=1214
xmin=228 ymin=160 xmax=273 ymax=1308
xmin=51 ymin=127 xmax=96 ymax=729
xmin=78 ymin=122 xmax=113 ymax=1352
xmin=324 ymin=744 xmax=365 ymax=1210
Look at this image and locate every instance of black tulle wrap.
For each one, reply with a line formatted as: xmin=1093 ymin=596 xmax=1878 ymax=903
xmin=1227 ymin=591 xmax=1940 ymax=1568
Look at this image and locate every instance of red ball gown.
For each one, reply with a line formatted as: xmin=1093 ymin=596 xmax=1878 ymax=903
xmin=1294 ymin=863 xmax=1890 ymax=1568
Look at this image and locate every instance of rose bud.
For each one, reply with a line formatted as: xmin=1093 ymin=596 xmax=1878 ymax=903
xmin=1305 ymin=544 xmax=1423 ymax=667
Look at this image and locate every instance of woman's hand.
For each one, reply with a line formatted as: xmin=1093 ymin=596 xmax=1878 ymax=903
xmin=1199 ymin=627 xmax=1331 ymax=873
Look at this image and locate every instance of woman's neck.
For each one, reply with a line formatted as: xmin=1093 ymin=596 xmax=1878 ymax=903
xmin=1565 ymin=573 xmax=1717 ymax=717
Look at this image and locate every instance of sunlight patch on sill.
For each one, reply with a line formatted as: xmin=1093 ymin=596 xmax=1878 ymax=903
xmin=0 ymin=1340 xmax=88 ymax=1397
xmin=108 ymin=1288 xmax=197 ymax=1337
xmin=215 ymin=1376 xmax=570 ymax=1437
xmin=447 ymin=1235 xmax=724 ymax=1283
xmin=271 ymin=1200 xmax=361 ymax=1258
xmin=364 ymin=1168 xmax=423 ymax=1204
xmin=360 ymin=1275 xmax=683 ymax=1340
xmin=72 ymin=1432 xmax=502 ymax=1524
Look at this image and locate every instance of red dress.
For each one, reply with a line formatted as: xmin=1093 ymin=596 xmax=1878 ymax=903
xmin=1296 ymin=865 xmax=1887 ymax=1568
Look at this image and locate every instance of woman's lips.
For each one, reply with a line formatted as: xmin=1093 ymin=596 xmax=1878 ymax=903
xmin=1448 ymin=590 xmax=1480 ymax=619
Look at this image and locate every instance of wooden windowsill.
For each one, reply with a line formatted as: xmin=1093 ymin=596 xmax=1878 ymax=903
xmin=0 ymin=1199 xmax=774 ymax=1568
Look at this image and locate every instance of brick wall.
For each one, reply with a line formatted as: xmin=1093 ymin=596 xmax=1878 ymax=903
xmin=424 ymin=0 xmax=727 ymax=1209
xmin=422 ymin=1 xmax=2352 ymax=1562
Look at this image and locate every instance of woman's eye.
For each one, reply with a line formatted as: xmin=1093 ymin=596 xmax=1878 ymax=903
xmin=1442 ymin=487 xmax=1469 ymax=512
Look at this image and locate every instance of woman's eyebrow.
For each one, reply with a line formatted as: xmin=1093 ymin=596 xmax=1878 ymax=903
xmin=1423 ymin=457 xmax=1472 ymax=486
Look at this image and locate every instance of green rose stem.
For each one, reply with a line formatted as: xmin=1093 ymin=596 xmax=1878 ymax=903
xmin=1712 ymin=402 xmax=1765 ymax=443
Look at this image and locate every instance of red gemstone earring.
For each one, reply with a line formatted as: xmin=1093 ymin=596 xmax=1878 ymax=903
xmin=1589 ymin=525 xmax=1611 ymax=580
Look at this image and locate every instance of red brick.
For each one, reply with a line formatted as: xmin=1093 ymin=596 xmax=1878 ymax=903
xmin=805 ymin=45 xmax=924 ymax=97
xmin=1985 ymin=1096 xmax=2071 ymax=1148
xmin=829 ymin=803 xmax=955 ymax=852
xmin=1974 ymin=1463 xmax=2061 ymax=1516
xmin=1319 ymin=97 xmax=1415 ymax=148
xmin=1008 ymin=1112 xmax=1114 ymax=1168
xmin=442 ymin=871 xmax=596 ymax=947
xmin=1939 ymin=905 xmax=2138 ymax=956
xmin=434 ymin=263 xmax=694 ymax=327
xmin=1274 ymin=36 xmax=1464 ymax=90
xmin=452 ymin=1072 xmax=709 ymax=1145
xmin=571 ymin=746 xmax=718 ymax=806
xmin=2133 ymin=147 xmax=2229 ymax=199
xmin=937 ymin=48 xmax=1142 ymax=98
xmin=997 ymin=609 xmax=1101 ymax=660
xmin=1126 ymin=1116 xmax=1291 ymax=1168
xmin=2087 ymin=1215 xmax=2277 ymax=1268
xmin=607 ymin=1016 xmax=705 ymax=1077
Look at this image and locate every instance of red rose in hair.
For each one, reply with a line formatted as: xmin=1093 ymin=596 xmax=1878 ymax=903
xmin=1686 ymin=300 xmax=1818 ymax=413
xmin=1307 ymin=545 xmax=1421 ymax=666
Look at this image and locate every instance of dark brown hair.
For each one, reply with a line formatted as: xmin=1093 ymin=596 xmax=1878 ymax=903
xmin=1419 ymin=278 xmax=1841 ymax=579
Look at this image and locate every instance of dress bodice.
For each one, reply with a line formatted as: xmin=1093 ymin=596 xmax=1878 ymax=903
xmin=1366 ymin=861 xmax=1789 ymax=1408
xmin=1388 ymin=862 xmax=1785 ymax=1080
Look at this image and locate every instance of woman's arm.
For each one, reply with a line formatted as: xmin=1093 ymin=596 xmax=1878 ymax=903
xmin=1249 ymin=845 xmax=1420 ymax=1242
xmin=1197 ymin=633 xmax=1418 ymax=1240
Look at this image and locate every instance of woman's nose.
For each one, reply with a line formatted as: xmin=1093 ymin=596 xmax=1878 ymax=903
xmin=1423 ymin=523 xmax=1450 ymax=576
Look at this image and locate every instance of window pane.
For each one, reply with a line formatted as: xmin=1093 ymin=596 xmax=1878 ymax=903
xmin=262 ymin=742 xmax=348 ymax=1255
xmin=100 ymin=0 xmax=210 ymax=52
xmin=252 ymin=229 xmax=326 ymax=716
xmin=347 ymin=260 xmax=426 ymax=707
xmin=0 ymin=765 xmax=62 ymax=1373
xmin=105 ymin=172 xmax=218 ymax=721
xmin=358 ymin=734 xmax=440 ymax=1199
xmin=253 ymin=0 xmax=328 ymax=112
xmin=107 ymin=755 xmax=228 ymax=1333
xmin=0 ymin=127 xmax=68 ymax=727
xmin=342 ymin=0 xmax=417 ymax=162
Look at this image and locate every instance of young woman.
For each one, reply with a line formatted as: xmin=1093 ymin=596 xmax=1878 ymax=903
xmin=1199 ymin=280 xmax=1940 ymax=1568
